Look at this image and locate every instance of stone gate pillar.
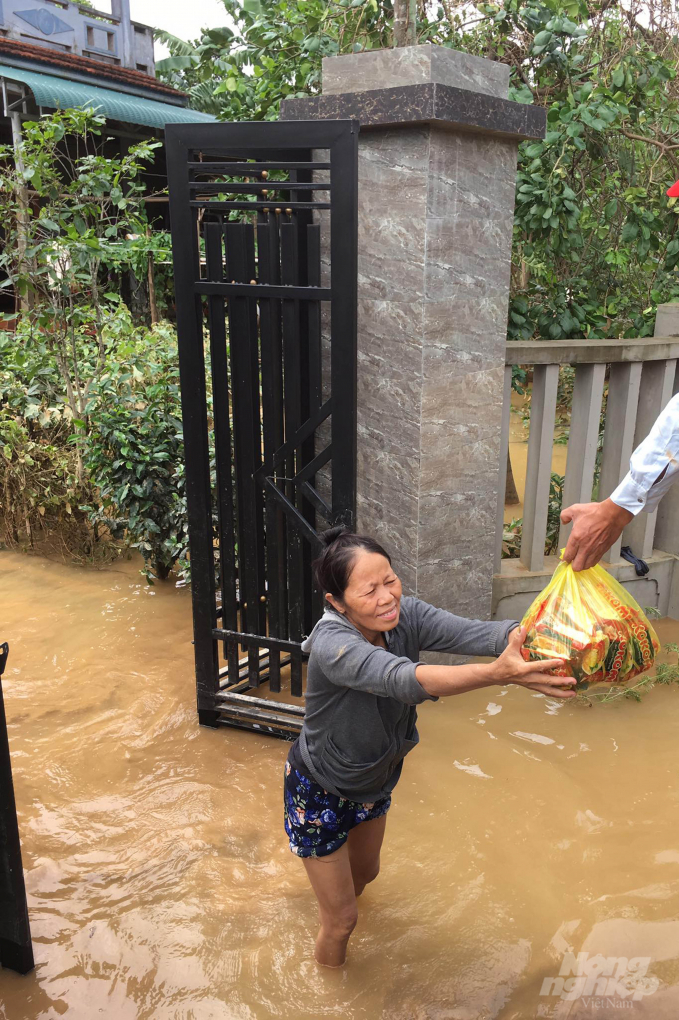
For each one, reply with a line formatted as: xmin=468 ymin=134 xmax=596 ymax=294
xmin=282 ymin=45 xmax=545 ymax=622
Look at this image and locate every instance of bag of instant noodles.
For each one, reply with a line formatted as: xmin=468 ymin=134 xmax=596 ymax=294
xmin=520 ymin=557 xmax=660 ymax=686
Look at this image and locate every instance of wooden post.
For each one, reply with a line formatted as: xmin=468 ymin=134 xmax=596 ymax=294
xmin=558 ymin=362 xmax=606 ymax=550
xmin=0 ymin=643 xmax=34 ymax=975
xmin=622 ymin=358 xmax=676 ymax=559
xmin=520 ymin=363 xmax=559 ymax=571
xmin=494 ymin=365 xmax=513 ymax=573
xmin=598 ymin=361 xmax=642 ymax=563
xmin=146 ymin=226 xmax=159 ymax=325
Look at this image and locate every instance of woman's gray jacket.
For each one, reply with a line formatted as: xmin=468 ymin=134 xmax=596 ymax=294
xmin=297 ymin=597 xmax=517 ymax=802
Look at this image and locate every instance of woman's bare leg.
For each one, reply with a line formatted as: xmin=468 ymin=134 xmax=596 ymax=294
xmin=301 ymin=813 xmax=388 ymax=966
xmin=347 ymin=813 xmax=387 ymax=896
xmin=303 ymin=842 xmax=359 ymax=967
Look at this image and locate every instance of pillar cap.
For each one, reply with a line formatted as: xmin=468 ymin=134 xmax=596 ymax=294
xmin=321 ymin=44 xmax=509 ymax=100
xmin=281 ymin=82 xmax=545 ymax=143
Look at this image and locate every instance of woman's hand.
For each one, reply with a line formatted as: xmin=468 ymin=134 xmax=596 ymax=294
xmin=489 ymin=625 xmax=577 ymax=699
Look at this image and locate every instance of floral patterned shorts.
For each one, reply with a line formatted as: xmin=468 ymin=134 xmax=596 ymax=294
xmin=283 ymin=758 xmax=391 ymax=859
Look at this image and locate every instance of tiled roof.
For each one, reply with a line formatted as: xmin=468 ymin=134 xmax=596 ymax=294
xmin=0 ymin=35 xmax=185 ymax=101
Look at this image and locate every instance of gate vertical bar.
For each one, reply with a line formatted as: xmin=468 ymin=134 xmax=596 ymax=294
xmin=254 ymin=213 xmax=283 ymax=693
xmin=258 ymin=211 xmax=284 ymax=691
xmin=281 ymin=219 xmax=304 ymax=696
xmin=167 ymin=127 xmax=219 ymax=726
xmin=306 ymin=222 xmax=324 ymax=624
xmin=225 ymin=222 xmax=264 ymax=687
xmin=204 ymin=222 xmax=240 ymax=687
xmin=292 ymin=167 xmax=316 ymax=638
xmin=243 ymin=225 xmax=268 ymax=642
xmin=0 ymin=643 xmax=34 ymax=974
xmin=329 ymin=125 xmax=358 ymax=528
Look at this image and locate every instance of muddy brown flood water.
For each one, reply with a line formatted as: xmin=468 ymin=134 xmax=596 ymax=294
xmin=2 ymin=551 xmax=679 ymax=1019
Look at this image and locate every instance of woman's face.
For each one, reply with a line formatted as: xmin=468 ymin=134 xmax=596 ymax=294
xmin=326 ymin=550 xmax=402 ymax=642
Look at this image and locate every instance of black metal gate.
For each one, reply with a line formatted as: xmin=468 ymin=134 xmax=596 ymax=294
xmin=166 ymin=120 xmax=358 ymax=739
xmin=0 ymin=643 xmax=34 ymax=974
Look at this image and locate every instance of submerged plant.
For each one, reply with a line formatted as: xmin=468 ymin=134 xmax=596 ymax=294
xmin=502 ymin=472 xmax=565 ymax=558
xmin=575 ymin=640 xmax=679 ymax=705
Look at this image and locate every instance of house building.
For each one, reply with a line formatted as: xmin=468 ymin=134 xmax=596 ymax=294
xmin=0 ymin=0 xmax=214 ymax=313
xmin=0 ymin=0 xmax=213 ymax=132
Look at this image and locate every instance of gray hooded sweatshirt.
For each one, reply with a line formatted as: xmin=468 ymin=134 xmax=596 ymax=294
xmin=294 ymin=596 xmax=517 ymax=803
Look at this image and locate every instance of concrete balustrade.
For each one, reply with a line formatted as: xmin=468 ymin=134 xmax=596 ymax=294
xmin=494 ymin=305 xmax=679 ymax=620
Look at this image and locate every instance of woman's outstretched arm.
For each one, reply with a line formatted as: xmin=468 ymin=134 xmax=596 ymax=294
xmin=415 ymin=625 xmax=576 ymax=700
xmin=410 ymin=597 xmax=519 ymax=658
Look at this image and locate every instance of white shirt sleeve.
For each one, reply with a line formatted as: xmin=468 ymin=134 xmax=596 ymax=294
xmin=610 ymin=393 xmax=679 ymax=515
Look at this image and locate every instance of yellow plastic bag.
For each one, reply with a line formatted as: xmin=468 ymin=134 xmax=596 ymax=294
xmin=520 ymin=558 xmax=660 ymax=686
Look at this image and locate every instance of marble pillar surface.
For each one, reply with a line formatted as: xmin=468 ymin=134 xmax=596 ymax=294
xmin=281 ymin=45 xmax=544 ymax=627
xmin=355 ymin=122 xmax=516 ymax=619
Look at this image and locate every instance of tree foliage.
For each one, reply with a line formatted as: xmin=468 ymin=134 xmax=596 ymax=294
xmin=158 ymin=0 xmax=679 ymax=339
xmin=156 ymin=1 xmax=394 ymax=120
xmin=0 ymin=111 xmax=189 ymax=581
xmin=0 ymin=109 xmax=161 ymax=433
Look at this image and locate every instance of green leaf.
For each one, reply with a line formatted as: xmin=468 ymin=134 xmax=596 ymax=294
xmin=612 ymin=66 xmax=625 ymax=88
xmin=604 ymin=199 xmax=618 ymax=220
xmin=533 ymin=30 xmax=552 ymax=48
xmin=155 ymin=55 xmax=197 ymax=72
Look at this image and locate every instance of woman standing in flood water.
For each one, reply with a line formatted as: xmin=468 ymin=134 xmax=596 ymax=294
xmin=283 ymin=527 xmax=575 ymax=968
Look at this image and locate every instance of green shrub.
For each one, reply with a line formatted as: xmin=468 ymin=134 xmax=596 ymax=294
xmin=81 ymin=316 xmax=189 ymax=582
xmin=0 ymin=411 xmax=92 ymax=553
xmin=0 ymin=305 xmax=191 ymax=580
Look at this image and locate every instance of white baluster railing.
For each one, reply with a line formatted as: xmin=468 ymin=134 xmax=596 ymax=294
xmin=498 ymin=323 xmax=679 ymax=577
xmin=519 ymin=363 xmax=559 ymax=572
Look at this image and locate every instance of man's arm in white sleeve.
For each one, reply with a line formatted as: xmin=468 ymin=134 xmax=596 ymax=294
xmin=610 ymin=393 xmax=679 ymax=515
xmin=561 ymin=393 xmax=679 ymax=570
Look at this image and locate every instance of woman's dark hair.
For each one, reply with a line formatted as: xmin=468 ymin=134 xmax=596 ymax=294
xmin=312 ymin=526 xmax=391 ymax=599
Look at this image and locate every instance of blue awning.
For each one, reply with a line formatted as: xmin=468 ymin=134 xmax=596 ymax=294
xmin=0 ymin=63 xmax=215 ymax=129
